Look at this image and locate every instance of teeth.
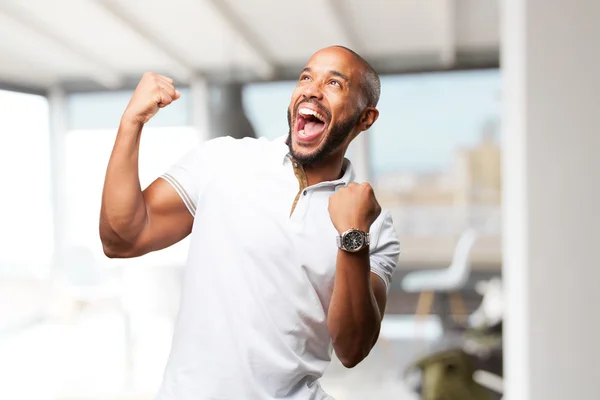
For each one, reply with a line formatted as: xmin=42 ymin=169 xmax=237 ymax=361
xmin=298 ymin=129 xmax=305 ymax=137
xmin=298 ymin=107 xmax=325 ymax=123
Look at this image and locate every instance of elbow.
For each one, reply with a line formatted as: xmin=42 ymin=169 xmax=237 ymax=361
xmin=101 ymin=239 xmax=126 ymax=259
xmin=102 ymin=243 xmax=123 ymax=259
xmin=101 ymin=242 xmax=140 ymax=259
xmin=100 ymin=229 xmax=136 ymax=259
xmin=331 ymin=339 xmax=370 ymax=369
xmin=99 ymin=229 xmax=119 ymax=258
xmin=335 ymin=346 xmax=366 ymax=369
xmin=329 ymin=320 xmax=380 ymax=369
xmin=99 ymin=213 xmax=150 ymax=259
xmin=338 ymin=354 xmax=362 ymax=369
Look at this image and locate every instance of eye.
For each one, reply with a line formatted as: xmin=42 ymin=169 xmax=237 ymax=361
xmin=329 ymin=79 xmax=341 ymax=87
xmin=300 ymin=74 xmax=311 ymax=82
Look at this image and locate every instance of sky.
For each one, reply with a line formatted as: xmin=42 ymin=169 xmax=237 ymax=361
xmin=243 ymin=69 xmax=501 ymax=176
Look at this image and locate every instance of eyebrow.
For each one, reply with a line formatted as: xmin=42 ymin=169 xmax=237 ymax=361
xmin=301 ymin=67 xmax=350 ymax=82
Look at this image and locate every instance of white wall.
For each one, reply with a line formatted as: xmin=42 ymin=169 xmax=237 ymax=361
xmin=502 ymin=1 xmax=600 ymax=399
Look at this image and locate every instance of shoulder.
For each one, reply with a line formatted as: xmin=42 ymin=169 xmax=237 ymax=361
xmin=371 ymin=209 xmax=400 ymax=252
xmin=191 ymin=135 xmax=287 ymax=176
xmin=203 ymin=135 xmax=284 ymax=157
xmin=368 ymin=209 xmax=401 ymax=287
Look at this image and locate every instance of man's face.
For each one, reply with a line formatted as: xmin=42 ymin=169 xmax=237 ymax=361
xmin=287 ymin=47 xmax=365 ymax=165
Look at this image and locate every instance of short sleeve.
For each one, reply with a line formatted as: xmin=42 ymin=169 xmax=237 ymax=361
xmin=160 ymin=136 xmax=234 ymax=217
xmin=369 ymin=210 xmax=401 ymax=289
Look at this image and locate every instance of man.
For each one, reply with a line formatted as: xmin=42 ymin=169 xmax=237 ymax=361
xmin=100 ymin=46 xmax=400 ymax=400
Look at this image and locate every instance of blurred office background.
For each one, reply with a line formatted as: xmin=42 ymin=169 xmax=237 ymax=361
xmin=0 ymin=1 xmax=598 ymax=400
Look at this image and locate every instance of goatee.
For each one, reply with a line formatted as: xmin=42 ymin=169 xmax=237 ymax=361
xmin=287 ymin=108 xmax=361 ymax=165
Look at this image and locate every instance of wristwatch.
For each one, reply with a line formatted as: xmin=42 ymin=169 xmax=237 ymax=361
xmin=336 ymin=228 xmax=370 ymax=253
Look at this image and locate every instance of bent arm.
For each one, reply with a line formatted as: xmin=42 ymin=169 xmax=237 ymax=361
xmin=327 ymin=249 xmax=388 ymax=368
xmin=99 ymin=118 xmax=193 ymax=258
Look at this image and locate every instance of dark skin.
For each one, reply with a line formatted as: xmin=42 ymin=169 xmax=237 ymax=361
xmin=100 ymin=47 xmax=386 ymax=369
xmin=288 ymin=48 xmax=378 ymax=185
xmin=100 ymin=72 xmax=191 ymax=259
xmin=287 ymin=47 xmax=385 ymax=367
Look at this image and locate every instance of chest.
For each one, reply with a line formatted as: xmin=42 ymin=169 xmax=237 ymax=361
xmin=197 ymin=164 xmax=340 ymax=285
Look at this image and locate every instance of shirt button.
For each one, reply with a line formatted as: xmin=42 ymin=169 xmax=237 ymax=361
xmin=303 ymin=190 xmax=307 ymax=196
xmin=293 ymin=162 xmax=298 ymax=168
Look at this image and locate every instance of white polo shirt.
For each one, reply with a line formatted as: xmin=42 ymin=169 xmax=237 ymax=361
xmin=156 ymin=135 xmax=400 ymax=400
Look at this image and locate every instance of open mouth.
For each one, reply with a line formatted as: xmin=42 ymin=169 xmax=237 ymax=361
xmin=295 ymin=106 xmax=329 ymax=142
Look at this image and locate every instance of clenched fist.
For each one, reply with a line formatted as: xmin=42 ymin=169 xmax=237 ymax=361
xmin=122 ymin=72 xmax=180 ymax=125
xmin=328 ymin=182 xmax=382 ymax=234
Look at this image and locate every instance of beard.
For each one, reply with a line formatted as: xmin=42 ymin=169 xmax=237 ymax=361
xmin=286 ymin=104 xmax=361 ymax=165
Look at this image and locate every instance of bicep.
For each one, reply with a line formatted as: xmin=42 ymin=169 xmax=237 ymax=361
xmin=123 ymin=138 xmax=238 ymax=257
xmin=129 ymin=178 xmax=194 ymax=256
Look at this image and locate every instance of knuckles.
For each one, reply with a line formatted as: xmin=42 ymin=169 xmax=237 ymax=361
xmin=333 ymin=182 xmax=375 ymax=199
xmin=329 ymin=182 xmax=377 ymax=209
xmin=142 ymin=71 xmax=159 ymax=82
xmin=359 ymin=182 xmax=373 ymax=193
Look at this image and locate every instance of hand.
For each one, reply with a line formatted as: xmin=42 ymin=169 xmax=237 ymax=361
xmin=122 ymin=72 xmax=181 ymax=125
xmin=328 ymin=182 xmax=382 ymax=234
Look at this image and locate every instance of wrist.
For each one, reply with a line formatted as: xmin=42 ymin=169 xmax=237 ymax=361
xmin=336 ymin=223 xmax=370 ymax=235
xmin=120 ymin=111 xmax=145 ymax=129
xmin=336 ymin=227 xmax=371 ymax=253
xmin=338 ymin=245 xmax=370 ymax=256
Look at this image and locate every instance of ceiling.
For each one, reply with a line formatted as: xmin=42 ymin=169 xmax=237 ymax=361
xmin=0 ymin=0 xmax=499 ymax=93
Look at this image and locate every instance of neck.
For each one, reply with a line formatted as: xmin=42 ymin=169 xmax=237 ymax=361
xmin=303 ymin=152 xmax=346 ymax=186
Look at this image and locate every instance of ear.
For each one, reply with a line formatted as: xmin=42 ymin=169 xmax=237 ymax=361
xmin=358 ymin=107 xmax=379 ymax=132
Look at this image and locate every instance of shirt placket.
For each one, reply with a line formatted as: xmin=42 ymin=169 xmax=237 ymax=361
xmin=289 ymin=159 xmax=310 ymax=225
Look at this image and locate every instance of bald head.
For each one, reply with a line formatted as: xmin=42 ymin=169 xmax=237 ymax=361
xmin=329 ymin=46 xmax=381 ymax=108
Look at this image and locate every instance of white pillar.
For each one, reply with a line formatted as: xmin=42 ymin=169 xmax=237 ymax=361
xmin=189 ymin=75 xmax=210 ymax=142
xmin=502 ymin=1 xmax=600 ymax=399
xmin=48 ymin=85 xmax=68 ymax=259
xmin=439 ymin=0 xmax=456 ymax=67
xmin=350 ymin=130 xmax=371 ymax=183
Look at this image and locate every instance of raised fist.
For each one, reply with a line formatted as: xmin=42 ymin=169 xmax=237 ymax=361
xmin=122 ymin=72 xmax=180 ymax=125
xmin=328 ymin=182 xmax=382 ymax=234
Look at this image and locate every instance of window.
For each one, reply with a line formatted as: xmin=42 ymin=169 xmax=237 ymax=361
xmin=371 ymin=70 xmax=500 ymax=177
xmin=362 ymin=70 xmax=502 ymax=272
xmin=243 ymin=81 xmax=294 ymax=141
xmin=370 ymin=70 xmax=501 ymax=237
xmin=0 ymin=90 xmax=52 ymax=277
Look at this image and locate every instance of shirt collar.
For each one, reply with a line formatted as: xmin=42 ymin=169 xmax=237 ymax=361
xmin=274 ymin=135 xmax=355 ymax=187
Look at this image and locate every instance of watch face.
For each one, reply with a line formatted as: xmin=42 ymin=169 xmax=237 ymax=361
xmin=343 ymin=230 xmax=364 ymax=251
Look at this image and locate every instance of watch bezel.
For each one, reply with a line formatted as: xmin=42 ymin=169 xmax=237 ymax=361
xmin=337 ymin=228 xmax=370 ymax=253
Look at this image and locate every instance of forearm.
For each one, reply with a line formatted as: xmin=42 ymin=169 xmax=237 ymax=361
xmin=99 ymin=117 xmax=148 ymax=253
xmin=327 ymin=249 xmax=381 ymax=368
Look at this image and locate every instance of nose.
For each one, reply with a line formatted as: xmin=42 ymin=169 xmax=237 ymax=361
xmin=302 ymin=80 xmax=324 ymax=101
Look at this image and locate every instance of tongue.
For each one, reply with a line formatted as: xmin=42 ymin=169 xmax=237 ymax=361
xmin=304 ymin=120 xmax=325 ymax=137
